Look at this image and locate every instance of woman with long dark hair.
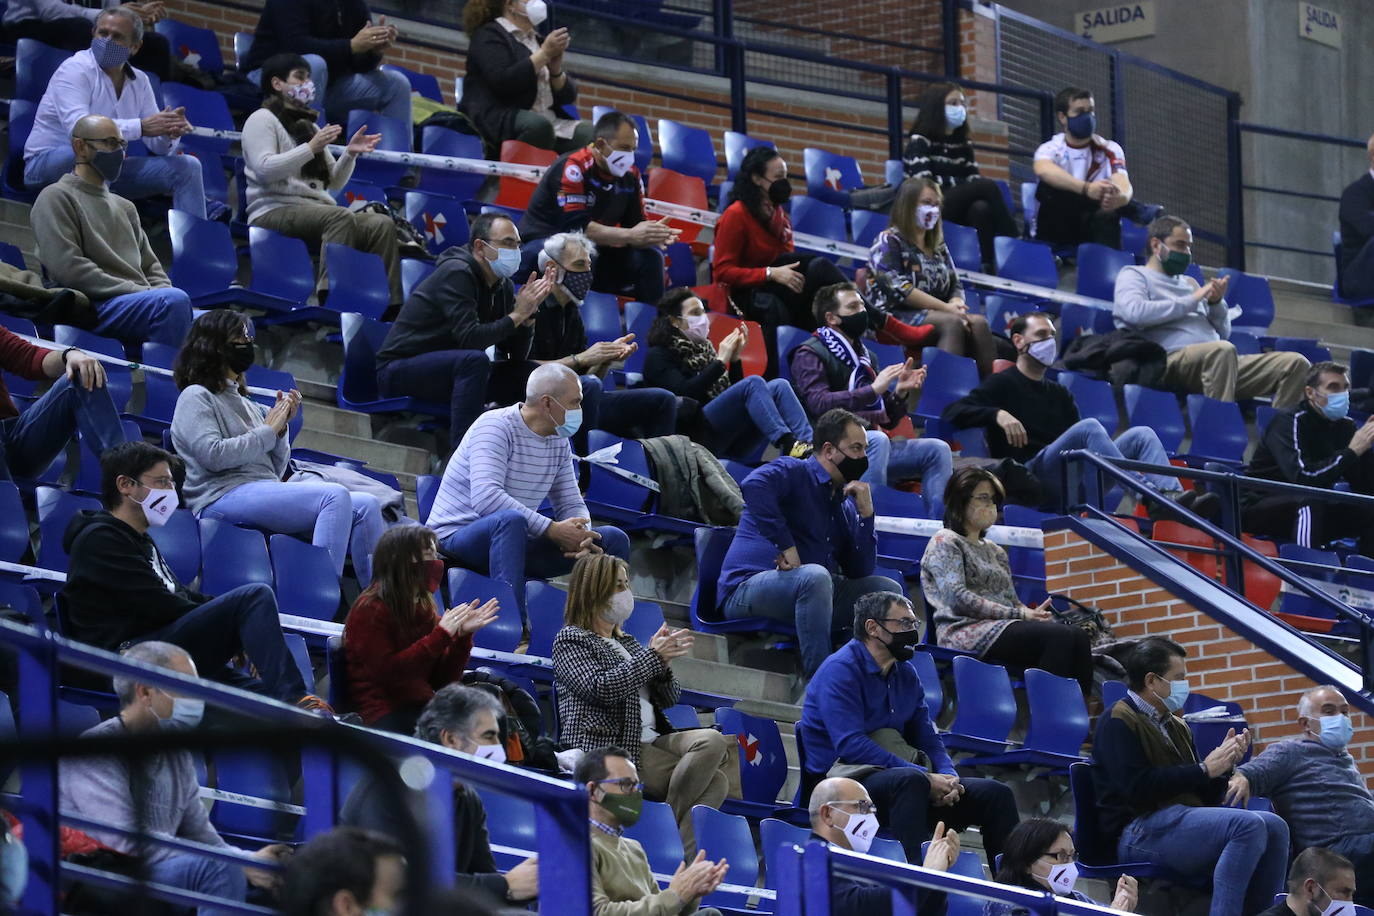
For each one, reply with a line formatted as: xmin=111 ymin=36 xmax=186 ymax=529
xmin=985 ymin=818 xmax=1137 ymax=914
xmin=169 ymin=309 xmax=385 ymax=584
xmin=342 ymin=525 xmax=498 ymax=733
xmin=905 ymin=82 xmax=1019 ymax=271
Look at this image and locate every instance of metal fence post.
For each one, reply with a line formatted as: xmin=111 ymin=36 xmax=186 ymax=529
xmin=16 ymin=631 xmax=60 ymax=915
xmin=1109 ymin=51 xmax=1126 ymax=146
xmin=1226 ymin=93 xmax=1246 ymax=271
xmin=942 ymin=0 xmax=961 ymax=79
xmin=727 ymin=41 xmax=747 ymax=134
xmin=713 ymin=0 xmax=733 ymax=76
xmin=887 ymin=70 xmax=905 ymax=161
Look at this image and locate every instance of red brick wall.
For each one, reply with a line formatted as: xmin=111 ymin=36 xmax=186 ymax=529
xmin=1044 ymin=528 xmax=1374 ymax=772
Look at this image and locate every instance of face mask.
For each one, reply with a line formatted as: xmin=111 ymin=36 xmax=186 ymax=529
xmin=473 ymin=741 xmax=507 ymax=764
xmin=1317 ymin=713 xmax=1354 ymax=750
xmin=1065 ymin=111 xmax=1096 ymax=140
xmin=524 ymin=0 xmax=549 ymax=26
xmin=944 ymin=104 xmax=967 ymax=129
xmin=1320 ymin=390 xmax=1350 ymax=421
xmin=155 ymin=695 xmax=204 ymax=731
xmin=832 ymin=452 xmax=869 ymax=484
xmin=1027 ymin=337 xmax=1058 ymax=367
xmin=598 ymin=788 xmax=643 ymax=827
xmin=1315 ymin=885 xmax=1354 ymax=916
xmin=132 ymin=485 xmax=178 ymax=528
xmin=227 ymin=342 xmax=255 ymax=374
xmin=768 ymin=178 xmax=792 ymax=206
xmin=1047 ymin=862 xmax=1079 ymax=896
xmin=684 ymin=312 xmax=711 ymax=341
xmin=485 ymin=243 xmax=521 ymax=279
xmin=603 ymin=148 xmax=634 ymax=178
xmin=560 ymin=269 xmax=593 ymax=302
xmin=836 ymin=311 xmax=869 ymax=341
xmin=1155 ymin=675 xmax=1189 ymax=713
xmin=87 ymin=147 xmax=125 ymax=183
xmin=834 ymin=808 xmax=879 ymax=854
xmin=89 ymin=36 xmax=131 ymax=71
xmin=1159 ymin=247 xmax=1192 ymax=277
xmin=916 ymin=204 xmax=941 ymax=230
xmin=879 ymin=626 xmax=921 ymax=662
xmin=549 ymin=397 xmax=582 ymax=438
xmin=283 ymin=80 xmax=316 ymax=105
xmin=602 ymin=589 xmax=634 ymax=626
xmin=420 ymin=558 xmax=445 ymax=595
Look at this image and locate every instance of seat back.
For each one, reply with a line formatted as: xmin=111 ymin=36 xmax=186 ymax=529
xmin=210 ymin=749 xmax=297 ymax=842
xmin=1123 ymin=384 xmax=1185 ymax=453
xmin=584 ymin=430 xmax=655 ymax=518
xmin=339 ymin=312 xmax=389 ymax=407
xmin=910 ymin=649 xmax=944 ymax=721
xmin=325 ymin=635 xmax=350 ymax=711
xmin=723 ymin=131 xmax=773 ymax=179
xmin=1074 ymin=243 xmax=1133 ymax=301
xmin=4 ymin=99 xmax=37 ymax=198
xmin=624 ymin=599 xmax=665 ymax=647
xmin=269 ymin=535 xmax=339 ymax=620
xmin=715 ymin=706 xmax=786 ymax=805
xmin=1274 ymin=336 xmax=1332 ymax=364
xmin=1151 ymin=521 xmax=1219 ymax=580
xmin=37 ymin=486 xmax=99 ymax=572
xmin=689 ymin=526 xmax=736 ymax=626
xmin=162 ymin=83 xmax=235 ymax=156
xmin=524 ymin=580 xmax=566 ymax=659
xmin=149 ymin=508 xmax=202 ymax=586
xmin=249 ymin=226 xmax=314 ymax=306
xmin=0 ymin=481 xmax=27 ymax=563
xmin=381 ymin=63 xmax=442 ymax=101
xmin=789 ymin=197 xmax=847 ymax=254
xmin=418 ymin=126 xmax=487 ymax=199
xmin=1069 ymin=762 xmax=1117 ymax=866
xmin=157 ymin=18 xmax=224 ymax=73
xmin=446 ymin=568 xmax=522 ymax=652
xmin=232 ymin=32 xmax=254 ymax=70
xmin=914 ymin=349 xmax=979 ymax=420
xmin=646 ymin=167 xmax=709 ymax=245
xmin=851 ymin=208 xmax=888 ymax=248
xmin=691 ymin=805 xmax=759 ymax=908
xmin=949 ymin=655 xmax=1016 ymax=742
xmin=345 ymin=110 xmax=412 ymax=187
xmin=198 ymin=519 xmax=273 ymax=595
xmin=401 ymin=258 xmax=437 ymax=301
xmin=16 ymin=39 xmax=71 ymax=103
xmin=1186 ymin=394 xmax=1247 ymax=463
xmin=415 ymin=474 xmax=440 ymax=524
xmin=405 ymin=191 xmax=470 ymax=256
xmin=1058 ymin=370 xmax=1119 ymax=434
xmin=943 ymin=221 xmax=981 ymax=272
xmin=760 ymin=817 xmax=809 ymax=889
xmin=1058 ymin=303 xmax=1116 ymax=349
xmin=581 ymin=291 xmax=624 ymax=344
xmin=495 ymin=140 xmax=557 ymax=210
xmin=474 ymin=787 xmax=537 ymax=869
xmin=803 ymin=147 xmax=863 ymax=207
xmin=994 ymin=236 xmax=1059 ymax=290
xmin=660 ymin=704 xmax=700 ymax=730
xmin=282 ymin=632 xmax=315 ymax=692
xmin=871 ymin=485 xmax=928 ymax=520
xmin=1023 ymin=668 xmax=1088 ymax=756
xmin=776 ymin=326 xmax=813 ymax=382
xmin=323 ymin=244 xmax=390 ymax=320
xmin=657 ymin=118 xmax=717 ymax=185
xmin=169 ymin=209 xmax=237 ymax=298
xmin=1216 ymin=268 xmax=1275 ymax=331
xmin=983 ymin=294 xmax=1031 ymax=336
xmin=623 ymin=799 xmax=684 ymax=876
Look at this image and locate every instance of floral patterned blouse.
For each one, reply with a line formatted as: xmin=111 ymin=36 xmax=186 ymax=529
xmin=919 ymin=527 xmax=1021 ymax=655
xmin=863 ymin=227 xmax=963 ymax=316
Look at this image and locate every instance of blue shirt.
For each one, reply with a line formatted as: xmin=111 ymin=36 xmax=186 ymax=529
xmin=798 ymin=640 xmax=955 ymax=775
xmin=717 ymin=457 xmax=877 ymax=602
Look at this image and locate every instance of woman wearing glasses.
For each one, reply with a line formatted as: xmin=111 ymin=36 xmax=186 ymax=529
xmin=985 ymin=818 xmax=1137 ymax=913
xmin=552 ymin=553 xmax=731 ymax=858
xmin=919 ymin=467 xmax=1094 ymax=694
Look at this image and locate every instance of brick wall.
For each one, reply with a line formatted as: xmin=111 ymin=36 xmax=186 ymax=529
xmin=1044 ymin=528 xmax=1374 ymax=772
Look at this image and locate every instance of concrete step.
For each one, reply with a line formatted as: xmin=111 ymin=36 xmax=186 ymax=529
xmin=301 ymin=398 xmax=372 ymax=439
xmin=294 ymin=427 xmax=432 ymax=476
xmin=673 ymin=656 xmax=794 ymax=705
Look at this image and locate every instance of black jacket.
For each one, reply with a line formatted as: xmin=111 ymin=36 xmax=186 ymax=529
xmin=376 ymin=245 xmax=531 ymax=365
xmin=1339 ymin=173 xmax=1374 ymax=272
xmin=643 ymin=344 xmax=741 ymax=405
xmin=942 ymin=366 xmax=1079 ymax=463
xmin=458 ymin=20 xmax=578 ymax=146
xmin=61 ymin=510 xmax=208 ymax=650
xmin=1245 ymin=400 xmax=1374 ymax=507
xmin=243 ymin=0 xmax=383 ymax=79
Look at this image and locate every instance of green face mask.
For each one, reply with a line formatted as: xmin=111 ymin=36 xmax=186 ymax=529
xmin=1159 ymin=247 xmax=1191 ymax=277
xmin=598 ymin=788 xmax=644 ymax=827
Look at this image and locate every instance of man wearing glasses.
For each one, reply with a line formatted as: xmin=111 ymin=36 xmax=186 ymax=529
xmin=798 ymin=591 xmax=1019 ymax=867
xmin=573 ymin=746 xmax=729 ymax=915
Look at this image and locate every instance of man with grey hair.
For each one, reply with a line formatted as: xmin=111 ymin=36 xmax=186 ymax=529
xmin=1337 ymin=133 xmax=1374 ymax=302
xmin=23 ymin=6 xmax=208 ymax=218
xmin=341 ymin=684 xmax=539 ymax=905
xmin=60 ymin=641 xmax=288 ymax=910
xmin=1227 ymin=684 xmax=1374 ymax=907
xmin=428 ymin=360 xmax=630 ymax=627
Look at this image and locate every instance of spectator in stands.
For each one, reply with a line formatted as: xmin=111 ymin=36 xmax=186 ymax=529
xmin=0 ymin=323 xmax=125 ymax=484
xmin=575 ymin=745 xmax=730 ymax=915
xmin=280 ymin=827 xmax=406 ymax=916
xmin=1226 ymin=684 xmax=1374 ymax=907
xmin=553 ymin=553 xmax=731 ymax=857
xmin=920 ymin=467 xmax=1095 ymax=694
xmin=1242 ymin=361 xmax=1374 ymax=556
xmin=984 ymin=817 xmax=1137 ymax=915
xmin=30 ymin=114 xmax=194 ymax=347
xmin=3 ymin=1 xmax=172 ymax=80
xmin=377 ymin=212 xmax=554 ymax=446
xmin=63 ymin=441 xmax=330 ymax=708
xmin=1254 ymin=847 xmax=1357 ymax=916
xmin=427 ymin=362 xmax=631 ymax=625
xmin=241 ymin=0 xmax=411 ymax=127
xmin=0 ymin=811 xmax=22 ymax=908
xmin=942 ymin=312 xmax=1214 ymax=518
xmin=341 ymin=685 xmax=540 ymax=905
xmin=341 ymin=525 xmax=499 ymax=733
xmin=520 ymin=111 xmax=674 ymax=305
xmin=24 ymin=9 xmax=206 ymax=218
xmin=864 ymin=178 xmax=997 ymax=376
xmin=718 ymin=408 xmax=903 ymax=680
xmin=459 ymin=0 xmax=593 ymax=152
xmin=798 ymin=591 xmax=1019 ymax=864
xmin=1094 ymin=637 xmax=1288 ymax=916
xmin=645 ymin=286 xmax=813 ymax=457
xmin=791 ymin=283 xmax=952 ymax=507
xmin=61 ymin=641 xmax=290 ymax=909
xmin=1337 ymin=133 xmax=1374 ymax=301
xmin=170 ymin=309 xmax=385 ymax=584
xmin=1114 ymin=215 xmax=1309 ymax=407
xmin=904 ymin=82 xmax=1018 ymax=271
xmin=809 ymin=776 xmax=961 ymax=916
xmin=243 ymin=53 xmax=403 ymax=310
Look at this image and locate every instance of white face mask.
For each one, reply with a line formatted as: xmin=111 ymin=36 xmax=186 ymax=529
xmin=473 ymin=742 xmax=507 ymax=764
xmin=1314 ymin=884 xmax=1354 ymax=916
xmin=832 ymin=807 xmax=878 ymax=854
xmin=916 ymin=204 xmax=941 ymax=230
xmin=602 ymin=589 xmax=635 ymax=625
xmin=1027 ymin=337 xmax=1058 ymax=367
xmin=1047 ymin=861 xmax=1079 ymax=895
xmin=132 ymin=485 xmax=178 ymax=528
xmin=604 ymin=148 xmax=635 ymax=178
xmin=524 ymin=0 xmax=548 ymax=26
xmin=684 ymin=312 xmax=711 ymax=341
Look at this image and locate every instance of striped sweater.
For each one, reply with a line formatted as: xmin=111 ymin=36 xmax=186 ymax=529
xmin=902 ymin=133 xmax=980 ymax=189
xmin=428 ymin=404 xmax=587 ymax=539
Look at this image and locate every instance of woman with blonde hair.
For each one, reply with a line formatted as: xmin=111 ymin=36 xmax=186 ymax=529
xmin=552 ymin=553 xmax=731 ymax=856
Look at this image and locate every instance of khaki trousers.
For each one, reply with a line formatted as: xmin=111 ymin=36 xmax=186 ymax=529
xmin=253 ymin=204 xmax=403 ymax=306
xmin=1162 ymin=340 xmax=1310 ymax=408
xmin=640 ymin=727 xmax=730 ymax=859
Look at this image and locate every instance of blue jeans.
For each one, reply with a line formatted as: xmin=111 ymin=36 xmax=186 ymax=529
xmin=1117 ymin=804 xmax=1288 ymax=916
xmin=582 ymin=375 xmax=678 ymax=439
xmin=25 ymin=146 xmax=207 ymax=219
xmin=146 ymin=851 xmax=248 ymax=916
xmin=0 ymin=375 xmax=126 ymax=481
xmin=95 ymin=288 xmax=194 ymax=348
xmin=438 ymin=508 xmax=630 ymax=624
xmin=302 ymin=54 xmax=412 ymax=125
xmin=722 ymin=564 xmax=901 ymax=676
xmin=377 ymin=349 xmax=490 ymax=447
xmin=1027 ymin=418 xmax=1181 ymax=511
xmin=703 ymin=376 xmax=812 ymax=458
xmin=863 ymin=430 xmax=952 ymax=518
xmin=201 ymin=480 xmax=385 ymax=585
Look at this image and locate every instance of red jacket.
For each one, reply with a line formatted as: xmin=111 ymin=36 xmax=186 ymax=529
xmin=342 ymin=591 xmax=473 ymax=725
xmin=0 ymin=325 xmax=49 ymax=419
xmin=711 ymin=200 xmax=794 ymax=292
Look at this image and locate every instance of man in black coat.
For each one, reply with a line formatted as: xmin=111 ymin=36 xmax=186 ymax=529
xmin=1338 ymin=134 xmax=1374 ymax=301
xmin=241 ymin=0 xmax=410 ymax=125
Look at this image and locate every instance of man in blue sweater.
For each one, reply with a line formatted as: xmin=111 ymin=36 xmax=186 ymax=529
xmin=1093 ymin=637 xmax=1289 ymax=916
xmin=1226 ymin=684 xmax=1374 ymax=908
xmin=797 ymin=591 xmax=1017 ymax=865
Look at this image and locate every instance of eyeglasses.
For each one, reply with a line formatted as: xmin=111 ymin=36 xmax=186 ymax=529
xmin=879 ymin=617 xmax=919 ymax=632
xmin=596 ymin=778 xmax=643 ymax=793
xmin=828 ymin=800 xmax=879 ymax=816
xmin=130 ymin=475 xmax=175 ymax=489
xmin=1040 ymin=850 xmax=1077 ymax=865
xmin=970 ymin=493 xmax=999 ymax=504
xmin=76 ymin=136 xmax=129 ymax=151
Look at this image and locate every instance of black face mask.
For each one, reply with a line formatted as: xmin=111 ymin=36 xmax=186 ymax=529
xmin=227 ymin=342 xmax=256 ymax=374
xmin=834 ymin=452 xmax=869 ymax=484
xmin=768 ymin=178 xmax=792 ymax=206
xmin=836 ymin=311 xmax=869 ymax=341
xmin=878 ymin=625 xmax=921 ymax=661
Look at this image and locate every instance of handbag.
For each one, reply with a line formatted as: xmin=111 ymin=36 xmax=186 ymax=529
xmin=1048 ymin=593 xmax=1114 ymax=646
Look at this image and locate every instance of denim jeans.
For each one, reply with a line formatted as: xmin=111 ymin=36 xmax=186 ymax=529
xmin=1027 ymin=418 xmax=1181 ymax=511
xmin=377 ymin=349 xmax=491 ymax=448
xmin=703 ymin=376 xmax=812 ymax=458
xmin=300 ymin=54 xmax=412 ymax=125
xmin=201 ymin=480 xmax=385 ymax=584
xmin=25 ymin=147 xmax=207 ymax=219
xmin=0 ymin=375 xmax=126 ymax=481
xmin=582 ymin=375 xmax=678 ymax=439
xmin=94 ymin=288 xmax=194 ymax=348
xmin=438 ymin=508 xmax=631 ymax=624
xmin=722 ymin=565 xmax=901 ymax=676
xmin=146 ymin=851 xmax=248 ymax=916
xmin=1117 ymin=804 xmax=1289 ymax=916
xmin=863 ymin=430 xmax=952 ymax=518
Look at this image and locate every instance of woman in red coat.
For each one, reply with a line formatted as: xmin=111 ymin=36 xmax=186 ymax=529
xmin=342 ymin=525 xmax=498 ymax=733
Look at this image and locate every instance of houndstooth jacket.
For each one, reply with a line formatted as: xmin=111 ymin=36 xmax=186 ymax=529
xmin=552 ymin=625 xmax=680 ymax=766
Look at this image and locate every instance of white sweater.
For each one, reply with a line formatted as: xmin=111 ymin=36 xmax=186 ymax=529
xmin=241 ymin=107 xmax=357 ymax=222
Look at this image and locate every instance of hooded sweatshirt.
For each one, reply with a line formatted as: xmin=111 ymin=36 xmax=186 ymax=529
xmin=61 ymin=510 xmax=208 ymax=650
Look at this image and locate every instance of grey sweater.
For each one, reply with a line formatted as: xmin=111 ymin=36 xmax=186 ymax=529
xmin=31 ymin=173 xmax=171 ymax=301
xmin=241 ymin=107 xmax=356 ymax=222
xmin=1112 ymin=264 xmax=1231 ymax=354
xmin=1237 ymin=735 xmax=1374 ymax=850
xmin=170 ymin=382 xmax=290 ymax=513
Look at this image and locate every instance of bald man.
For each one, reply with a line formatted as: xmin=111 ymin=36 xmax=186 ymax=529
xmin=1338 ymin=134 xmax=1374 ymax=301
xmin=30 ymin=114 xmax=193 ymax=347
xmin=808 ymin=776 xmax=959 ymax=916
xmin=1227 ymin=684 xmax=1374 ymax=905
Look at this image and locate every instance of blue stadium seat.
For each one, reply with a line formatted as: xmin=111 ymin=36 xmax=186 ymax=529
xmin=36 ymin=487 xmax=98 ymax=572
xmin=405 ymin=191 xmax=469 ymax=256
xmin=338 ymin=313 xmax=449 ymax=418
xmin=249 ymin=226 xmax=314 ymax=311
xmin=761 ymin=818 xmax=808 ymax=890
xmin=581 ymin=291 xmax=623 ymax=344
xmin=232 ymin=31 xmax=254 ymax=70
xmin=0 ymin=481 xmax=26 ymax=563
xmin=688 ymin=525 xmax=795 ymax=640
xmin=923 ymin=845 xmax=986 ymax=916
xmin=1216 ymin=268 xmax=1275 ymax=335
xmin=52 ymin=326 xmax=132 ymax=409
xmin=0 ymin=583 xmax=40 ymax=628
xmin=333 ymin=180 xmax=388 ymax=207
xmin=983 ymin=294 xmax=1030 ymax=336
xmin=657 ymin=118 xmax=717 ymax=186
xmin=325 ymin=635 xmax=350 ymax=711
xmin=198 ymin=519 xmax=273 ymax=596
xmin=345 ymin=110 xmax=412 ymax=188
xmin=381 ymin=63 xmax=442 ymax=101
xmin=691 ymin=806 xmax=758 ymax=910
xmin=525 ymin=580 xmax=566 ymax=659
xmin=416 ymin=474 xmax=440 ymax=524
xmin=723 ymin=131 xmax=773 ymax=180
xmin=0 ymin=242 xmax=25 ymax=270
xmin=715 ymin=707 xmax=788 ymax=815
xmin=16 ymin=39 xmax=70 ymax=103
xmin=150 ymin=508 xmax=201 ymax=586
xmin=1019 ymin=668 xmax=1089 ymax=765
xmin=775 ymin=326 xmax=813 ymax=382
xmin=582 ymin=431 xmax=694 ymax=534
xmin=156 ymin=19 xmax=224 ymax=74
xmin=803 ymin=147 xmax=863 ymax=208
xmin=1119 ymin=218 xmax=1148 ymax=260
xmin=623 ymin=799 xmax=684 ymax=876
xmin=1185 ymin=395 xmax=1247 ymax=465
xmin=1273 ymin=337 xmax=1331 ymax=364
xmin=872 ymin=484 xmax=928 ymax=521
xmin=283 ymin=632 xmax=315 ymax=692
xmin=169 ymin=210 xmax=289 ymax=313
xmin=1124 ymin=385 xmax=1186 ymax=453
xmin=162 ymin=83 xmax=235 ymax=160
xmin=851 ymin=209 xmax=887 ymax=248
xmin=323 ymin=243 xmax=390 ymax=319
xmin=661 ymin=704 xmax=700 ymax=730
xmin=1075 ymin=243 xmax=1133 ymax=302
xmin=789 ymin=197 xmax=848 ymax=256
xmin=911 ymin=650 xmax=944 ymax=721
xmin=942 ymin=656 xmax=1015 ymax=756
xmin=943 ymin=222 xmax=981 ymax=273
xmin=269 ymin=535 xmax=339 ymax=621
xmin=210 ymin=750 xmax=298 ymax=843
xmin=446 ymin=568 xmax=522 ymax=652
xmin=1059 ymin=371 xmax=1118 ymax=434
xmin=1069 ymin=762 xmax=1171 ymax=878
xmin=1229 ymin=329 xmax=1261 ymax=356
xmin=885 ymin=159 xmax=904 ymax=187
xmin=1058 ymin=302 xmax=1116 ymax=348
xmin=476 ymin=788 xmax=538 ymax=869
xmin=418 ymin=126 xmax=487 ymax=201
xmin=914 ymin=349 xmax=979 ymax=421
xmin=401 ymin=258 xmax=437 ymax=301
xmin=664 ymin=241 xmax=696 ymax=289
xmin=3 ymin=99 xmax=37 ymax=202
xmin=994 ymin=237 xmax=1059 ymax=291
xmin=1101 ymin=679 xmax=1128 ymax=711
xmin=624 ymin=599 xmax=664 ymax=647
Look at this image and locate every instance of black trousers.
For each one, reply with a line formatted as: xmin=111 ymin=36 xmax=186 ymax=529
xmin=1242 ymin=492 xmax=1374 ymax=558
xmin=942 ymin=178 xmax=1018 ymax=267
xmin=984 ymin=618 xmax=1094 ymax=695
xmin=739 ymin=253 xmax=846 ymax=376
xmin=1034 ymin=184 xmax=1121 ymax=249
xmin=7 ymin=17 xmax=173 ymax=80
xmin=859 ymin=767 xmax=1018 ymax=865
